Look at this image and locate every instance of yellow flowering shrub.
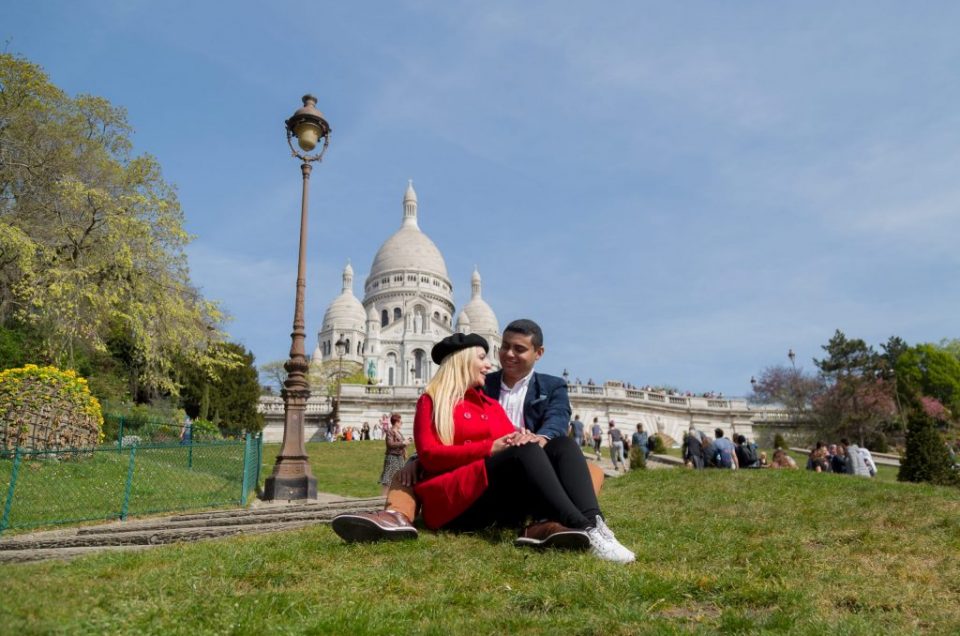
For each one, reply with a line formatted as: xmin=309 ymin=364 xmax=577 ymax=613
xmin=0 ymin=364 xmax=104 ymax=451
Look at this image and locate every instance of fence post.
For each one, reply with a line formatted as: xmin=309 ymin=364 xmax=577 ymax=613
xmin=120 ymin=443 xmax=137 ymax=521
xmin=240 ymin=433 xmax=252 ymax=505
xmin=1 ymin=447 xmax=23 ymax=536
xmin=256 ymin=432 xmax=263 ymax=488
xmin=188 ymin=436 xmax=193 ymax=470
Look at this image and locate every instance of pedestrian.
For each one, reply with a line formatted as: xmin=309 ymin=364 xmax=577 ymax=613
xmin=591 ymin=418 xmax=602 ymax=460
xmin=608 ymin=421 xmax=626 ymax=471
xmin=571 ymin=415 xmax=585 ymax=447
xmin=378 ymin=413 xmax=407 ymax=495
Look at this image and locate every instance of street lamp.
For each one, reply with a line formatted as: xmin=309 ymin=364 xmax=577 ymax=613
xmin=562 ymin=368 xmax=570 ymax=385
xmin=788 ymin=348 xmax=796 ymax=369
xmin=333 ymin=336 xmax=346 ymax=421
xmin=263 ymin=95 xmax=331 ymax=501
xmin=750 ymin=375 xmax=757 ymax=389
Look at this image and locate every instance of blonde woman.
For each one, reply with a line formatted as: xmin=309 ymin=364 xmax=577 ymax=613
xmin=409 ymin=333 xmax=634 ymax=562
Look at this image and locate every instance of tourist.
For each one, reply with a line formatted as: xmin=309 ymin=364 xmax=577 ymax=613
xmin=571 ymin=415 xmax=585 ymax=447
xmin=770 ymin=449 xmax=798 ymax=469
xmin=712 ymin=428 xmax=739 ymax=469
xmin=378 ymin=414 xmax=407 ymax=496
xmin=632 ymin=424 xmax=649 ymax=460
xmin=682 ymin=427 xmax=704 ymax=469
xmin=608 ymin=421 xmax=626 ymax=471
xmin=843 ymin=438 xmax=877 ymax=478
xmin=332 ymin=321 xmax=625 ymax=560
xmin=591 ymin=418 xmax=603 ymax=461
xmin=700 ymin=432 xmax=717 ymax=468
xmin=734 ymin=434 xmax=760 ymax=469
xmin=807 ymin=441 xmax=830 ymax=473
xmin=361 ymin=421 xmax=371 ymax=441
xmin=758 ymin=451 xmax=769 ymax=468
xmin=830 ymin=444 xmax=848 ymax=474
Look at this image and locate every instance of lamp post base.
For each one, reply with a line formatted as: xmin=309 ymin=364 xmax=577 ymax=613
xmin=263 ymin=472 xmax=317 ymax=501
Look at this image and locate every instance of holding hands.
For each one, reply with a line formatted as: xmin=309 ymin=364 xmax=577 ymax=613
xmin=491 ymin=431 xmax=547 ymax=454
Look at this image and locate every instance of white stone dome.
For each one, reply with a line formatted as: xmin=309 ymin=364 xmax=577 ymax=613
xmin=458 ymin=268 xmax=499 ymax=335
xmin=368 ymin=181 xmax=450 ymax=281
xmin=322 ymin=262 xmax=366 ymax=330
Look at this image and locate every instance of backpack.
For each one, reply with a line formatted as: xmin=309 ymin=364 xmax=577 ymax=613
xmin=740 ymin=442 xmax=759 ymax=468
xmin=647 ymin=435 xmax=656 ymax=451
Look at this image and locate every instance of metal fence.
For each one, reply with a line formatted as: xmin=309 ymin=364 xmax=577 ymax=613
xmin=0 ymin=433 xmax=263 ymax=535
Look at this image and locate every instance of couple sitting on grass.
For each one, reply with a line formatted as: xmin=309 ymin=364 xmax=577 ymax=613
xmin=332 ymin=319 xmax=634 ymax=563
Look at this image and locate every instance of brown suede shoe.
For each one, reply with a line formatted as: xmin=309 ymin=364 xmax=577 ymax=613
xmin=331 ymin=510 xmax=418 ymax=543
xmin=514 ymin=521 xmax=589 ymax=550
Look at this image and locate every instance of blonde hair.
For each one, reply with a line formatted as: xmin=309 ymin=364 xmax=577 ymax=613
xmin=424 ymin=346 xmax=482 ymax=445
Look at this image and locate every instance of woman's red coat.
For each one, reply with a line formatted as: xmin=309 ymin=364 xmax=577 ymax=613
xmin=413 ymin=387 xmax=514 ymax=529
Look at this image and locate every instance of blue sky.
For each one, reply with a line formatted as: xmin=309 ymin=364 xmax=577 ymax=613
xmin=6 ymin=2 xmax=960 ymax=396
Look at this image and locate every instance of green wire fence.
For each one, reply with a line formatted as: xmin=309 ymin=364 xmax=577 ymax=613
xmin=0 ymin=424 xmax=263 ymax=536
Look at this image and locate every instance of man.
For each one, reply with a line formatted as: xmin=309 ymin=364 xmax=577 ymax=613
xmin=682 ymin=426 xmax=703 ymax=469
xmin=571 ymin=415 xmax=585 ymax=447
xmin=843 ymin=438 xmax=877 ymax=478
xmin=632 ymin=424 xmax=649 ymax=460
xmin=712 ymin=428 xmax=739 ymax=469
xmin=734 ymin=434 xmax=760 ymax=469
xmin=332 ymin=319 xmax=606 ymax=542
xmin=591 ymin=418 xmax=603 ymax=461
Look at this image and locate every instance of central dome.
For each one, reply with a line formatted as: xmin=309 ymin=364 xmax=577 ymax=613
xmin=368 ymin=181 xmax=450 ymax=281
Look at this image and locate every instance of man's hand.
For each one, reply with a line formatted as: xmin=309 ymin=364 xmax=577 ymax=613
xmin=396 ymin=459 xmax=419 ymax=487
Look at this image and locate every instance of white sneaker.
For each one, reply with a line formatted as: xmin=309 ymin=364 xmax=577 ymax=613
xmin=587 ymin=517 xmax=635 ymax=563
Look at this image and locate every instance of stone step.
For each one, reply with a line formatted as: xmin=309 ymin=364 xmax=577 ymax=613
xmin=165 ymin=497 xmax=384 ymax=522
xmin=75 ymin=503 xmax=382 ymax=536
xmin=0 ymin=545 xmax=151 ymax=564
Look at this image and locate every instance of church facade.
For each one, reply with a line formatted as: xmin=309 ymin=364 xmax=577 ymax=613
xmin=311 ymin=181 xmax=501 ymax=386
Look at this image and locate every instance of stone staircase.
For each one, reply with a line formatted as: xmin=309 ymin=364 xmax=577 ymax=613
xmin=0 ymin=495 xmax=384 ymax=564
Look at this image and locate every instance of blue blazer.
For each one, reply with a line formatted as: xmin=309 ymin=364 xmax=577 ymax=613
xmin=483 ymin=370 xmax=571 ymax=440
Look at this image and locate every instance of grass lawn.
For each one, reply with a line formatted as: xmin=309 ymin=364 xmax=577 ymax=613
xmin=2 ymin=442 xmax=959 ymax=634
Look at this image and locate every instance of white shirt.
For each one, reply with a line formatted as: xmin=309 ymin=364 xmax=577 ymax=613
xmin=499 ymin=370 xmax=534 ymax=432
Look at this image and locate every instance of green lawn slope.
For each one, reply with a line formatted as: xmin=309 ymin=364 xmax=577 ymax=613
xmin=1 ymin=442 xmax=958 ymax=635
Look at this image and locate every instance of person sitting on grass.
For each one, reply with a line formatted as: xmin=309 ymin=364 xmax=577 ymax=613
xmin=333 ymin=331 xmax=634 ymax=562
xmin=770 ymin=448 xmax=798 ymax=469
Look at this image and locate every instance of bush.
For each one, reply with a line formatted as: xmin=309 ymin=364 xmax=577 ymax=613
xmin=898 ymin=413 xmax=959 ymax=487
xmin=0 ymin=365 xmax=103 ymax=451
xmin=774 ymin=433 xmax=788 ymax=450
xmin=628 ymin=444 xmax=646 ymax=470
xmin=190 ymin=418 xmax=222 ymax=442
xmin=650 ymin=434 xmax=667 ymax=454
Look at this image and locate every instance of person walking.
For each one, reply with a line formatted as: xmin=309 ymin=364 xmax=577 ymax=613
xmin=378 ymin=414 xmax=407 ymax=496
xmin=571 ymin=415 xmax=585 ymax=447
xmin=608 ymin=421 xmax=626 ymax=471
xmin=591 ymin=418 xmax=603 ymax=461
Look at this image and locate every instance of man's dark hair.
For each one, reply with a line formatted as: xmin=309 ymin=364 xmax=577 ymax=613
xmin=504 ymin=319 xmax=543 ymax=348
xmin=736 ymin=434 xmax=746 ymax=444
xmin=840 ymin=437 xmax=850 ymax=446
xmin=715 ymin=428 xmax=724 ymax=439
xmin=636 ymin=423 xmax=643 ymax=431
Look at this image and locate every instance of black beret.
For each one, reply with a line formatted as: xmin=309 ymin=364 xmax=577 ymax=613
xmin=431 ymin=333 xmax=489 ymax=364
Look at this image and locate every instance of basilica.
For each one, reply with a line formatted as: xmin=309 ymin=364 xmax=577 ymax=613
xmin=311 ymin=181 xmax=501 ymax=385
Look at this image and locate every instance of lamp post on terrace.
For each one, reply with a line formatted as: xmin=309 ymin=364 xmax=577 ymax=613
xmin=788 ymin=348 xmax=796 ymax=369
xmin=562 ymin=368 xmax=570 ymax=385
xmin=263 ymin=94 xmax=330 ymax=501
xmin=333 ymin=336 xmax=346 ymax=422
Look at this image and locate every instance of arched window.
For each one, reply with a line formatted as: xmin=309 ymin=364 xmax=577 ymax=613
xmin=393 ymin=307 xmax=402 ymax=322
xmin=381 ymin=309 xmax=388 ymax=327
xmin=345 ymin=339 xmax=351 ymax=355
xmin=433 ymin=311 xmax=440 ymax=322
xmin=413 ymin=349 xmax=425 ymax=381
xmin=387 ymin=353 xmax=398 ymax=386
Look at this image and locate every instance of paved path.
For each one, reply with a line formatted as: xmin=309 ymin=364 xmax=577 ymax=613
xmin=0 ymin=494 xmax=383 ymax=564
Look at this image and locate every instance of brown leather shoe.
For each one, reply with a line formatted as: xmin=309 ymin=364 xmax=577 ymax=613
xmin=514 ymin=521 xmax=589 ymax=550
xmin=331 ymin=510 xmax=418 ymax=543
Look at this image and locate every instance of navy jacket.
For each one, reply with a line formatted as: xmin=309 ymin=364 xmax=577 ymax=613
xmin=483 ymin=370 xmax=571 ymax=440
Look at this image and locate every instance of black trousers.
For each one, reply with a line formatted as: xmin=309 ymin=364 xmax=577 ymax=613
xmin=447 ymin=436 xmax=601 ymax=531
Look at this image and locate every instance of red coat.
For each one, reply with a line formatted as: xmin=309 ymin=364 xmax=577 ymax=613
xmin=413 ymin=387 xmax=515 ymax=529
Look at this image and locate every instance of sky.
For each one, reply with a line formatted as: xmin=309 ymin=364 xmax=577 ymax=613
xmin=6 ymin=2 xmax=960 ymax=397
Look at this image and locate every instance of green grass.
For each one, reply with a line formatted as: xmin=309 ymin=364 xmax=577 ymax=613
xmin=2 ymin=442 xmax=959 ymax=634
xmin=0 ymin=442 xmax=249 ymax=532
xmin=259 ymin=440 xmax=414 ymax=498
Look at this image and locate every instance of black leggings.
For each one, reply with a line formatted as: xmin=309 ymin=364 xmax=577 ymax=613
xmin=447 ymin=436 xmax=601 ymax=531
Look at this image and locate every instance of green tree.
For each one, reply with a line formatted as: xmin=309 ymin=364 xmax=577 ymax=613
xmin=898 ymin=412 xmax=958 ymax=487
xmin=180 ymin=342 xmax=262 ymax=434
xmin=0 ymin=53 xmax=226 ymax=398
xmin=895 ymin=344 xmax=960 ymax=416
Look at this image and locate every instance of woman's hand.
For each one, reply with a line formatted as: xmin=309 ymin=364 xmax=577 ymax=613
xmin=490 ymin=433 xmax=517 ymax=455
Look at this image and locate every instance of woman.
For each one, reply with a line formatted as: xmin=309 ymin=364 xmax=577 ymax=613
xmin=378 ymin=413 xmax=407 ymax=495
xmin=414 ymin=333 xmax=634 ymax=563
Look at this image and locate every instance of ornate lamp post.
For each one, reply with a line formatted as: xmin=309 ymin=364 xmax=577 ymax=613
xmin=333 ymin=336 xmax=346 ymax=422
xmin=263 ymin=95 xmax=331 ymax=501
xmin=788 ymin=348 xmax=796 ymax=369
xmin=562 ymin=368 xmax=570 ymax=385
